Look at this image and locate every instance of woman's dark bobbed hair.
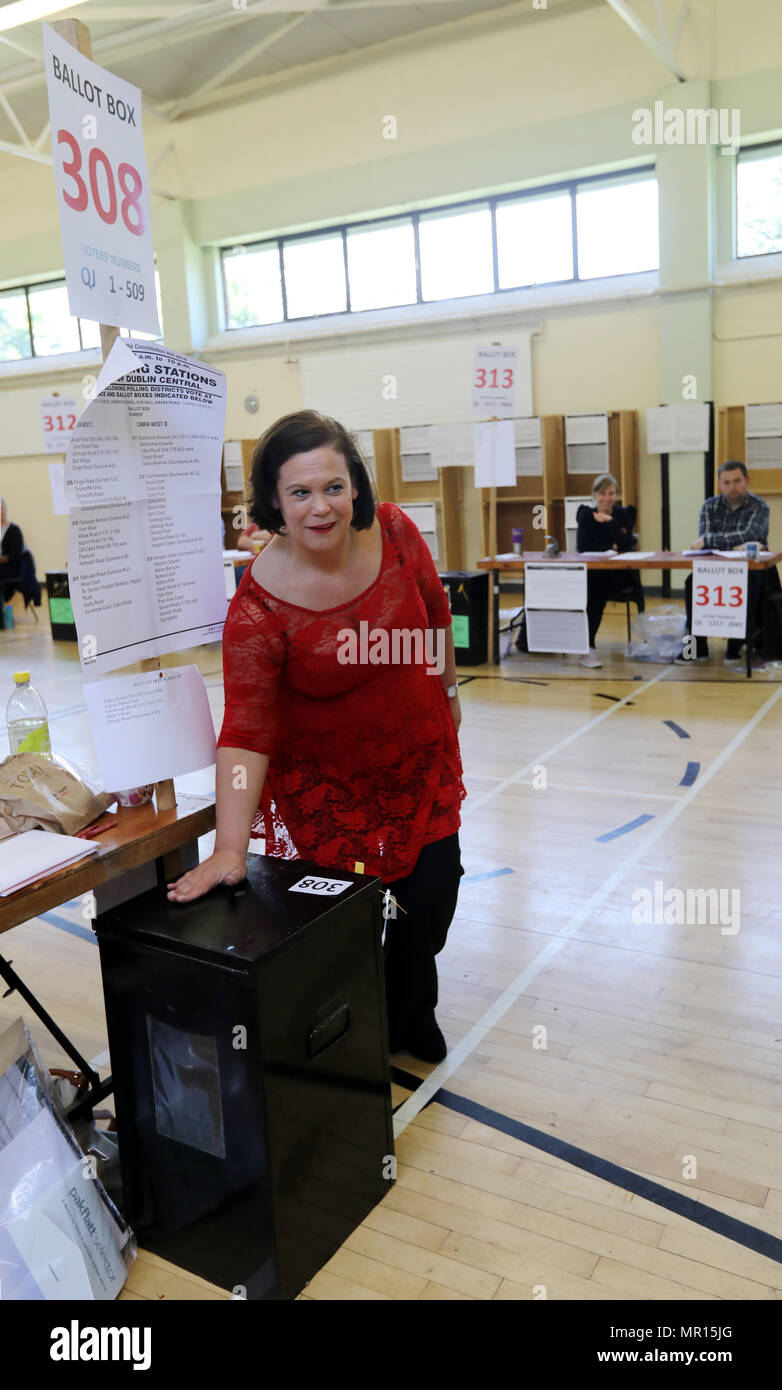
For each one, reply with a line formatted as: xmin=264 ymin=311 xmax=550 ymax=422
xmin=247 ymin=410 xmax=378 ymax=535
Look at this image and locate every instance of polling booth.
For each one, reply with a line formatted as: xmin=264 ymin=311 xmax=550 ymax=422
xmin=96 ymin=858 xmax=393 ymax=1301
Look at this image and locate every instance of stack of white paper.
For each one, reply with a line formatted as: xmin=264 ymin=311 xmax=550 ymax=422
xmin=0 ymin=830 xmax=100 ymax=897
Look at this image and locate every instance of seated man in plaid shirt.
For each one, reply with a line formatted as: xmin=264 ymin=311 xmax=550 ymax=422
xmin=677 ymin=461 xmax=770 ymax=665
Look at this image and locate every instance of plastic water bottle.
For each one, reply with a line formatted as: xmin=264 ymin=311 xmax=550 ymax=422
xmin=4 ymin=604 xmax=14 ymax=630
xmin=7 ymin=672 xmax=52 ymax=756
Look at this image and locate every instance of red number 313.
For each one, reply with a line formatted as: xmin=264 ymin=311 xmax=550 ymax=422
xmin=57 ymin=129 xmax=145 ymax=236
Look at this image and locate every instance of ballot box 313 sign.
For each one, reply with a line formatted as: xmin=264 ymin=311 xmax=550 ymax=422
xmin=43 ymin=24 xmax=159 ymax=335
xmin=692 ymin=558 xmax=748 ymax=639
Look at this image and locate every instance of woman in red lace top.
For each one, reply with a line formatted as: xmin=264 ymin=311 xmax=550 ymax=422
xmin=168 ymin=410 xmax=466 ymax=1062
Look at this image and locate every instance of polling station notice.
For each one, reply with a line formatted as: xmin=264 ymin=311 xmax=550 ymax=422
xmin=43 ymin=24 xmax=159 ymax=334
xmin=65 ymin=339 xmax=227 ymax=675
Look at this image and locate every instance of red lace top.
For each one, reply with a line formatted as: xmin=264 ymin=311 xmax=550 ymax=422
xmin=217 ymin=501 xmax=466 ymax=883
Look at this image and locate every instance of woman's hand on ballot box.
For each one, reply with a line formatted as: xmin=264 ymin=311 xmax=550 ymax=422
xmin=167 ymin=848 xmax=247 ymax=903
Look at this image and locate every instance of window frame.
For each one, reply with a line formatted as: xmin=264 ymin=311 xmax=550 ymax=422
xmin=219 ymin=165 xmax=657 ymax=330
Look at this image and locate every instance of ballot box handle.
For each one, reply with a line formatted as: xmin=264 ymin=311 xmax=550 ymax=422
xmin=307 ymin=1004 xmax=351 ymax=1059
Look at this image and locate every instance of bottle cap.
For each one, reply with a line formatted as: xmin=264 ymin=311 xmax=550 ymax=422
xmin=14 ymin=671 xmax=30 ymax=684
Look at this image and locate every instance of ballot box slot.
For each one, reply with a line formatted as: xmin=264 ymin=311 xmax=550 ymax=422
xmin=307 ymin=1003 xmax=350 ymax=1059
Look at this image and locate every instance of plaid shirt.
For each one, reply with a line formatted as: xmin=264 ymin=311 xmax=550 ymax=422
xmin=699 ymin=491 xmax=769 ymax=549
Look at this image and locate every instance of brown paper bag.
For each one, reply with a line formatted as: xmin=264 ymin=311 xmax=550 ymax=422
xmin=0 ymin=753 xmax=113 ymax=836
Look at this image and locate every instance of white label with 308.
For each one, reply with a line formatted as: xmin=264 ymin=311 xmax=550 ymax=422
xmin=289 ymin=876 xmax=352 ymax=896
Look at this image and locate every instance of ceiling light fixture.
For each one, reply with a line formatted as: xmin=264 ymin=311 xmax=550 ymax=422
xmin=0 ymin=0 xmax=90 ymax=35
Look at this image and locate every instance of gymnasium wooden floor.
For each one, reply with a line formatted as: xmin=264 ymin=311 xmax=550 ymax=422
xmin=2 ymin=596 xmax=782 ymax=1302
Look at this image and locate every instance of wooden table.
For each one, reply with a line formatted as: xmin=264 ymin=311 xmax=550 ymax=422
xmin=476 ymin=550 xmax=782 ymax=676
xmin=0 ymin=793 xmax=215 ymax=1114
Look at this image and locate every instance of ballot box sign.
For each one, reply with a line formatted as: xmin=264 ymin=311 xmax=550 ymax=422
xmin=43 ymin=25 xmax=159 ymax=335
xmin=472 ymin=346 xmax=518 ymax=417
xmin=692 ymin=559 xmax=748 ymax=639
xmin=40 ymin=396 xmax=78 ymax=454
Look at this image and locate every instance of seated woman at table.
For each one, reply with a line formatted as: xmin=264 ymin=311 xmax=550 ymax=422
xmin=576 ymin=474 xmax=641 ymax=668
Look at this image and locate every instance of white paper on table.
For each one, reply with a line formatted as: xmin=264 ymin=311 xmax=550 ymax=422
xmin=40 ymin=397 xmax=78 ymax=455
xmin=524 ymin=562 xmax=587 ymax=611
xmin=646 ymin=404 xmax=710 ymax=454
xmin=65 ymin=339 xmax=228 ymax=675
xmin=565 ymin=413 xmax=608 ymax=445
xmin=526 ymin=608 xmax=589 ymax=654
xmin=691 ymin=558 xmax=748 ymax=639
xmin=43 ymin=25 xmax=159 ymax=335
xmin=0 ymin=830 xmax=99 ymax=897
xmin=83 ymin=665 xmax=217 ymax=790
xmin=608 ymin=550 xmax=657 ymax=559
xmin=48 ymin=463 xmax=68 ymax=516
xmin=223 ymin=440 xmax=244 ymax=491
xmin=474 ymin=420 xmax=516 ymax=487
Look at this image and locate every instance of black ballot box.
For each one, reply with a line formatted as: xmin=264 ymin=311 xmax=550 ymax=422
xmin=45 ymin=571 xmax=78 ymax=641
xmin=438 ymin=570 xmax=489 ymax=665
xmin=95 ymin=855 xmax=394 ymax=1300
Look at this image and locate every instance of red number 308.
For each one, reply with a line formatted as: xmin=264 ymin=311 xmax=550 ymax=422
xmin=57 ymin=129 xmax=145 ymax=236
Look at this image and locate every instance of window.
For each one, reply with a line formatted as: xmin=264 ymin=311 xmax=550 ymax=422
xmin=496 ymin=192 xmax=573 ymax=288
xmin=282 ymin=232 xmax=347 ymax=318
xmin=0 ymin=288 xmax=31 ymax=362
xmin=29 ymin=281 xmax=81 ymax=356
xmin=223 ymin=244 xmax=283 ymax=327
xmin=0 ymin=270 xmax=163 ymax=363
xmin=418 ymin=204 xmax=494 ymax=301
xmin=737 ymin=144 xmax=782 ymax=257
xmin=346 ymin=219 xmax=416 ymax=310
xmin=575 ymin=176 xmax=659 ymax=279
xmin=219 ymin=167 xmax=657 ymax=329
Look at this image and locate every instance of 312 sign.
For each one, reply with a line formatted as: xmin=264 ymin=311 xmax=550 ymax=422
xmin=39 ymin=397 xmax=78 ymax=454
xmin=692 ymin=559 xmax=748 ymax=638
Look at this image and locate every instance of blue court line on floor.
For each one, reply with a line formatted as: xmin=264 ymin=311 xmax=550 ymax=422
xmin=388 ymin=1068 xmax=782 ymax=1267
xmin=680 ymin=761 xmax=700 ymax=787
xmin=595 ymin=813 xmax=655 ymax=843
xmin=663 ymin=719 xmax=690 ymax=739
xmin=462 ymin=868 xmax=515 ymax=884
xmin=39 ymin=911 xmax=96 ymax=944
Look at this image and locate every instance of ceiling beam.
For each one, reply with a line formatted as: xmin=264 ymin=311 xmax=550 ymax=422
xmin=0 ymin=137 xmax=51 ymax=164
xmin=603 ymin=0 xmax=685 ymax=80
xmin=166 ymin=10 xmax=312 ymax=119
xmin=0 ymin=89 xmax=30 ymax=147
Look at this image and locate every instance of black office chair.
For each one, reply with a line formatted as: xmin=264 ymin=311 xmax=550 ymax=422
xmin=609 ymin=534 xmax=645 ymax=641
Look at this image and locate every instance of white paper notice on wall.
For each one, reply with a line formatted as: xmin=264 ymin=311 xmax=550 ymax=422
xmin=565 ymin=413 xmax=608 ymax=446
xmin=472 ymin=346 xmax=518 ymax=417
xmin=83 ymin=665 xmax=216 ymax=790
xmin=40 ymin=397 xmax=78 ymax=455
xmin=223 ymin=440 xmax=244 ymax=491
xmin=646 ymin=404 xmax=710 ymax=454
xmin=691 ymin=558 xmax=748 ymax=640
xmin=474 ymin=420 xmax=516 ymax=487
xmin=42 ymin=25 xmax=159 ymax=335
xmin=524 ymin=562 xmax=587 ymax=611
xmin=745 ymin=403 xmax=782 ymax=437
xmin=429 ymin=422 xmax=474 ymax=469
xmin=48 ymin=463 xmax=68 ymax=516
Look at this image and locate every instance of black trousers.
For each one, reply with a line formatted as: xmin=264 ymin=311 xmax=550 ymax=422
xmin=684 ymin=571 xmax=764 ymax=656
xmin=586 ymin=571 xmax=644 ymax=647
xmin=381 ymin=832 xmax=464 ymax=1047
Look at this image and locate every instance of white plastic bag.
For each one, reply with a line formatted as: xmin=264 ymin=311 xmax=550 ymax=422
xmin=0 ymin=1017 xmax=135 ymax=1299
xmin=625 ymin=604 xmax=687 ymax=662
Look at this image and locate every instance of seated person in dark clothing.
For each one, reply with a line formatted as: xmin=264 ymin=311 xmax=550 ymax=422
xmin=576 ymin=473 xmax=641 ymax=668
xmin=0 ymin=498 xmax=24 ymax=599
xmin=675 ymin=461 xmax=770 ymax=666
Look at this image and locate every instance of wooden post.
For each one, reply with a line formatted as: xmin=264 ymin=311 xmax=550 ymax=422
xmin=54 ymin=17 xmax=176 ymax=813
